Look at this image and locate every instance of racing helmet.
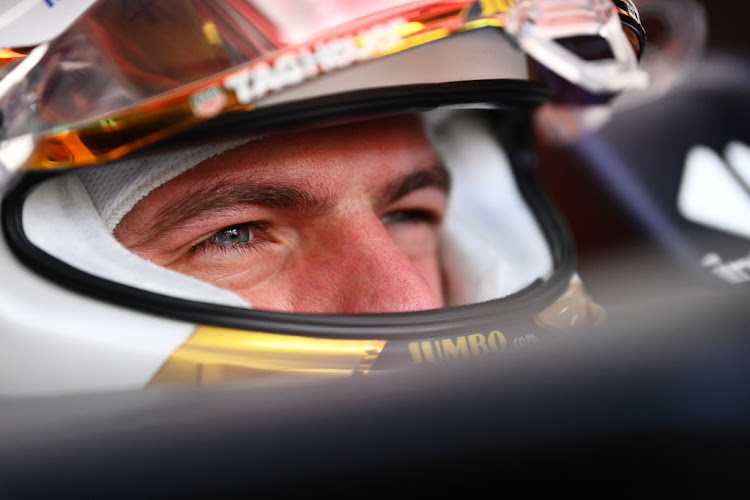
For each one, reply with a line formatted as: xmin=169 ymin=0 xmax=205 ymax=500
xmin=0 ymin=0 xmax=646 ymax=395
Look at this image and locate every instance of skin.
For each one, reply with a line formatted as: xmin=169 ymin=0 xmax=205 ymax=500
xmin=115 ymin=114 xmax=450 ymax=314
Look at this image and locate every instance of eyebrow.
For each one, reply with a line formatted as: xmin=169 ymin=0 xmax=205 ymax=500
xmin=140 ymin=162 xmax=451 ymax=238
xmin=380 ymin=162 xmax=451 ymax=207
xmin=148 ymin=181 xmax=330 ymax=236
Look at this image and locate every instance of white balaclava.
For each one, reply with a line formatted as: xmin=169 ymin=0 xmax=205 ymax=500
xmin=77 ymin=138 xmax=251 ymax=233
xmin=22 ymin=138 xmax=252 ymax=307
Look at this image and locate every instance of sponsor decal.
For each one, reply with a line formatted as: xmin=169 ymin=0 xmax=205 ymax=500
xmin=189 ymin=85 xmax=227 ymax=119
xmin=408 ymin=331 xmax=539 ymax=364
xmin=222 ymin=18 xmax=406 ymax=106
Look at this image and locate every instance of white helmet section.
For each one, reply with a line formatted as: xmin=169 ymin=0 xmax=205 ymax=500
xmin=0 ymin=207 xmax=197 ymax=396
xmin=0 ymin=0 xmax=97 ymax=48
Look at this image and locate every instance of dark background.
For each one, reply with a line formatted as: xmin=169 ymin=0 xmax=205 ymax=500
xmin=537 ymin=0 xmax=750 ymax=300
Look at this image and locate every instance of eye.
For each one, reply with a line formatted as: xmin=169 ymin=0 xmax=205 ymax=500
xmin=381 ymin=209 xmax=440 ymax=225
xmin=192 ymin=221 xmax=273 ymax=258
xmin=208 ymin=225 xmax=254 ymax=246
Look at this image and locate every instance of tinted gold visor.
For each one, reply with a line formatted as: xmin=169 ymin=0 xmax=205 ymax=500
xmin=0 ymin=0 xmax=645 ymax=173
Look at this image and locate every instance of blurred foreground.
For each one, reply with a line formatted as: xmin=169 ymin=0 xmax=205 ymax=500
xmin=0 ymin=254 xmax=748 ymax=498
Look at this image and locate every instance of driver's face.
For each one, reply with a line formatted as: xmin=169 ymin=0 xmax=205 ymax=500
xmin=115 ymin=115 xmax=449 ymax=313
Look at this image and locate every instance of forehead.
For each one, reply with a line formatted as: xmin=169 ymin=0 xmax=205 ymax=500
xmin=112 ymin=113 xmax=445 ymax=223
xmin=166 ymin=113 xmax=439 ymax=189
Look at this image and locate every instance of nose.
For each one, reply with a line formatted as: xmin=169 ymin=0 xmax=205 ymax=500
xmin=295 ymin=214 xmax=443 ymax=314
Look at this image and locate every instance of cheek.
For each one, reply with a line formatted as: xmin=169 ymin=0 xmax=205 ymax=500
xmin=165 ymin=243 xmax=289 ymax=295
xmin=411 ymin=254 xmax=444 ymax=301
xmin=386 ymin=223 xmax=440 ymax=257
xmin=230 ymin=285 xmax=296 ymax=311
xmin=180 ymin=265 xmax=298 ymax=311
xmin=387 ymin=224 xmax=443 ymax=298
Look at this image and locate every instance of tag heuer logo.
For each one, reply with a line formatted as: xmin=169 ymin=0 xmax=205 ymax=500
xmin=190 ymin=86 xmax=227 ymax=119
xmin=677 ymin=141 xmax=750 ymax=240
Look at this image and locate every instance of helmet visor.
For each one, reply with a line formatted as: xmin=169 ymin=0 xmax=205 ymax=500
xmin=0 ymin=0 xmax=646 ymax=173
